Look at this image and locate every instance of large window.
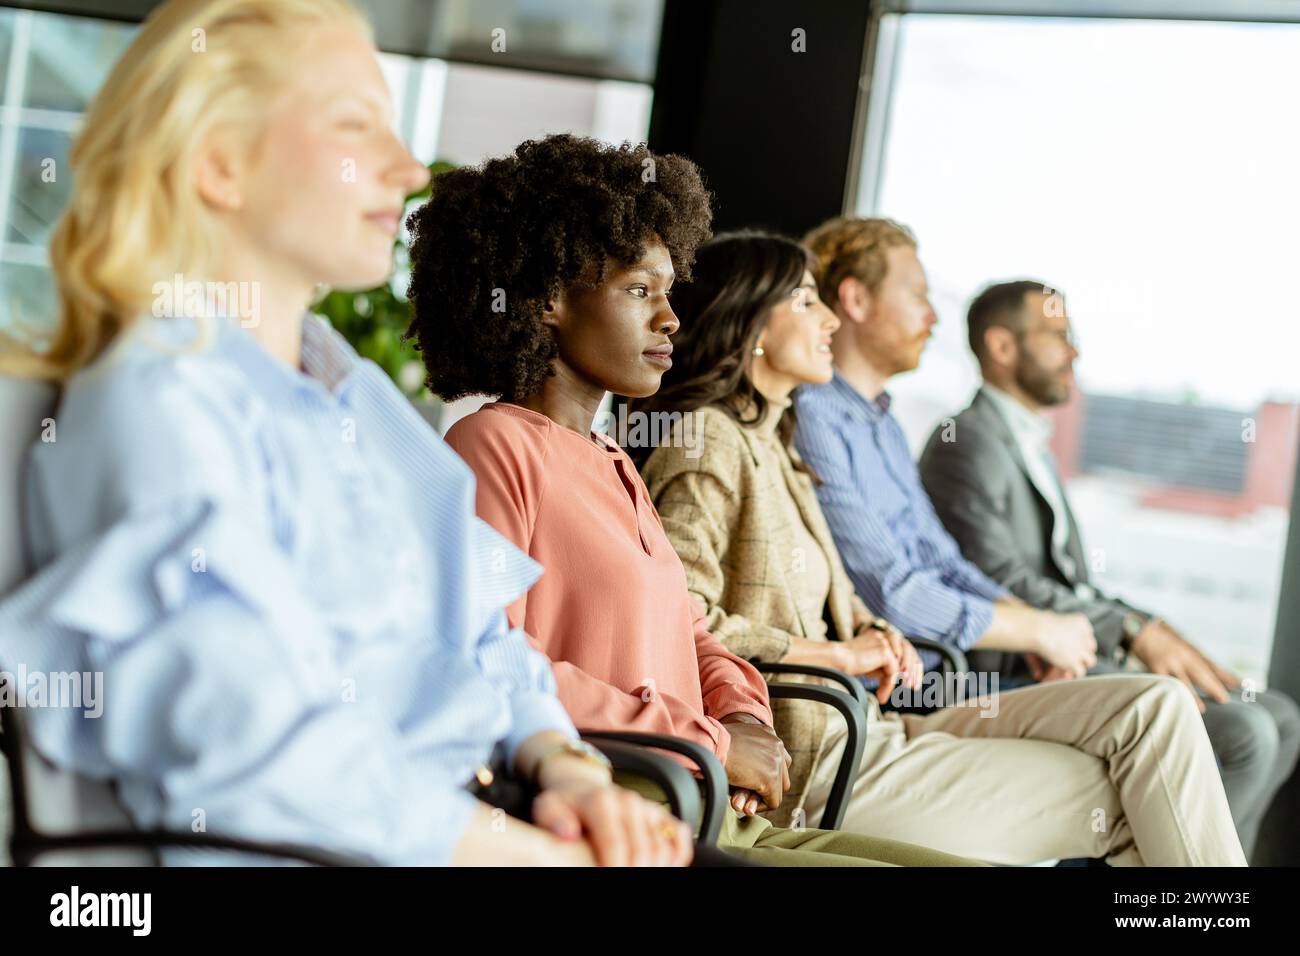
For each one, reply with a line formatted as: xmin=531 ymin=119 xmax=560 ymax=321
xmin=857 ymin=12 xmax=1300 ymax=684
xmin=0 ymin=6 xmax=653 ymax=337
xmin=0 ymin=9 xmax=134 ymax=332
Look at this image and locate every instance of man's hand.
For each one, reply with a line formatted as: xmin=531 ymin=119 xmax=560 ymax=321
xmin=1033 ymin=611 xmax=1097 ymax=678
xmin=720 ymin=713 xmax=792 ymax=812
xmin=1026 ymin=652 xmax=1077 ymax=683
xmin=531 ymin=778 xmax=693 ymax=867
xmin=1131 ymin=620 xmax=1238 ymax=713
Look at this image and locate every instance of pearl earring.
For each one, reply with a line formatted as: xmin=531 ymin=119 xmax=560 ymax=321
xmin=752 ymin=345 xmax=765 ymax=357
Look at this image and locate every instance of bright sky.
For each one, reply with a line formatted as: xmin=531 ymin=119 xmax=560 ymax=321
xmin=868 ymin=14 xmax=1300 ymax=414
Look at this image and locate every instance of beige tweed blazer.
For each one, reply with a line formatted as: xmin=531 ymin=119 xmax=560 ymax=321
xmin=639 ymin=403 xmax=878 ymax=824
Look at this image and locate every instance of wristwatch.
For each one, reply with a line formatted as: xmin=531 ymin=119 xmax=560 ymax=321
xmin=530 ymin=739 xmax=613 ymax=786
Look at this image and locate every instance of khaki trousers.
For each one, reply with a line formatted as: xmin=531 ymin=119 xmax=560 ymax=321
xmin=798 ymin=673 xmax=1246 ymax=866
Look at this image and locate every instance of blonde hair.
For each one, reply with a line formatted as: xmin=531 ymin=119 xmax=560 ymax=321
xmin=0 ymin=0 xmax=372 ymax=381
xmin=803 ymin=216 xmax=917 ymax=314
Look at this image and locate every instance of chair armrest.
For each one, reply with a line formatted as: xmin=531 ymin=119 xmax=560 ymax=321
xmin=753 ymin=661 xmax=868 ymax=708
xmin=577 ymin=731 xmax=727 ymax=845
xmin=12 ymin=830 xmax=378 ymax=867
xmin=582 ymin=736 xmax=702 ymax=834
xmin=907 ymin=636 xmax=968 ymax=676
xmin=765 ymin=683 xmax=866 ymax=831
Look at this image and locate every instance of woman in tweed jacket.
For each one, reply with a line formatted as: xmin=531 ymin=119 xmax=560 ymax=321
xmin=633 ymin=234 xmax=913 ymax=824
xmin=634 ymin=232 xmax=1246 ymax=866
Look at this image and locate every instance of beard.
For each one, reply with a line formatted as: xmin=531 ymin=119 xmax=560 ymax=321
xmin=1017 ymin=357 xmax=1072 ymax=406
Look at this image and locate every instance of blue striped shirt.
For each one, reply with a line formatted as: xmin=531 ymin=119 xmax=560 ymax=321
xmin=795 ymin=372 xmax=1007 ymax=658
xmin=0 ymin=311 xmax=575 ymax=865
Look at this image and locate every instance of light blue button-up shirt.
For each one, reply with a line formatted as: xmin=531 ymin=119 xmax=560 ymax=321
xmin=0 ymin=311 xmax=576 ymax=865
xmin=796 ymin=372 xmax=1008 ymax=664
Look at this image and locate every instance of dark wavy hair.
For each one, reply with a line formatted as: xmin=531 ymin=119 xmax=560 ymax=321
xmin=404 ymin=134 xmax=713 ymax=403
xmin=628 ymin=230 xmax=817 ymax=476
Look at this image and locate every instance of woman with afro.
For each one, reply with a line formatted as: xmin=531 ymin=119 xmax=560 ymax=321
xmin=406 ymin=133 xmax=980 ymax=866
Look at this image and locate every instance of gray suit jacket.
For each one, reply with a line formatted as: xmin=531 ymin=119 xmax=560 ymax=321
xmin=918 ymin=388 xmax=1150 ymax=678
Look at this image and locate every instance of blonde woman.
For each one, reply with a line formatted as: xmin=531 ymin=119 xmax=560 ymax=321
xmin=0 ymin=0 xmax=694 ymax=867
xmin=635 ymin=231 xmax=1246 ymax=866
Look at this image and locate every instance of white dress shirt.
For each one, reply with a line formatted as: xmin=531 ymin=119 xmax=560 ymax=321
xmin=980 ymin=384 xmax=1094 ymax=599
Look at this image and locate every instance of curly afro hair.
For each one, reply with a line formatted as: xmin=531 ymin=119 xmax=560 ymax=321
xmin=405 ymin=134 xmax=713 ymax=403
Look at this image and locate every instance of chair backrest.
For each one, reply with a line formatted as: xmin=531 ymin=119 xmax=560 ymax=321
xmin=0 ymin=375 xmax=150 ymax=865
xmin=0 ymin=376 xmax=53 ymax=593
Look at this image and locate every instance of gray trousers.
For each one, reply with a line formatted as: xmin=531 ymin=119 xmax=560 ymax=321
xmin=1085 ymin=658 xmax=1300 ymax=862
